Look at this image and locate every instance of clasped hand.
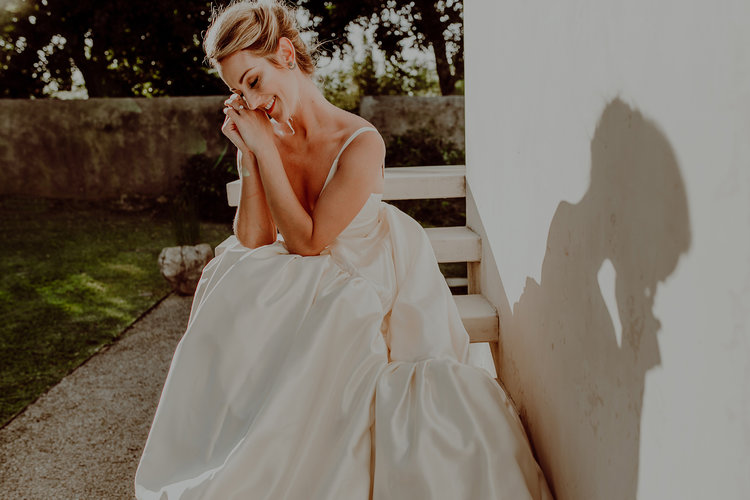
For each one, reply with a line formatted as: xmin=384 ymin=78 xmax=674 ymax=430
xmin=221 ymin=94 xmax=275 ymax=155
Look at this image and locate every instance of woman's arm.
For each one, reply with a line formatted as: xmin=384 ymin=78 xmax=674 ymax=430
xmin=234 ymin=149 xmax=277 ymax=248
xmin=224 ymin=107 xmax=385 ymax=256
xmin=220 ymin=106 xmax=276 ymax=249
xmin=252 ymin=130 xmax=384 ymax=256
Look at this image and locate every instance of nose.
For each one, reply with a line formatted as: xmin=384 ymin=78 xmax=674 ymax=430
xmin=244 ymin=93 xmax=264 ymax=110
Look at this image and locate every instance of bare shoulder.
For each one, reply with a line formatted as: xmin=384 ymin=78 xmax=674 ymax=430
xmin=336 ymin=114 xmax=385 ymax=168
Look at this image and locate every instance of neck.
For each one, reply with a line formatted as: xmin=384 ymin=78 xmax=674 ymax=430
xmin=278 ymin=74 xmax=334 ymax=144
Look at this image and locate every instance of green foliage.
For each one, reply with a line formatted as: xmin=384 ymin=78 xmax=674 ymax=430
xmin=384 ymin=128 xmax=465 ymax=168
xmin=318 ymin=49 xmax=440 ymax=112
xmin=297 ymin=0 xmax=464 ymax=95
xmin=175 ymin=148 xmax=238 ymax=228
xmin=0 ymin=0 xmax=462 ymax=98
xmin=171 ymin=194 xmax=201 ymax=246
xmin=384 ymin=127 xmax=466 ymax=251
xmin=0 ymin=197 xmax=230 ymax=425
xmin=0 ymin=0 xmax=228 ymax=98
xmin=318 ymin=46 xmax=440 ymax=111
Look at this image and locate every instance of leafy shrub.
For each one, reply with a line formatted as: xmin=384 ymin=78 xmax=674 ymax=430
xmin=384 ymin=127 xmax=465 ymax=168
xmin=385 ymin=128 xmax=466 ymax=230
xmin=318 ymin=45 xmax=440 ymax=112
xmin=170 ymin=193 xmax=201 ymax=246
xmin=173 ymin=147 xmax=237 ymax=243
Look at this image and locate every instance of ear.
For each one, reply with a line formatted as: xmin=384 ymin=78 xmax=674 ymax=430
xmin=275 ymin=37 xmax=296 ymax=67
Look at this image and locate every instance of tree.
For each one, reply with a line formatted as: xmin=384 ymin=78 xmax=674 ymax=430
xmin=317 ymin=41 xmax=440 ymax=112
xmin=0 ymin=0 xmax=463 ymax=99
xmin=0 ymin=0 xmax=226 ymax=98
xmin=297 ymin=0 xmax=463 ymax=95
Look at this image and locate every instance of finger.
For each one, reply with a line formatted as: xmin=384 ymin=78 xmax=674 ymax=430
xmin=226 ymin=94 xmax=241 ymax=105
xmin=222 ymin=110 xmax=238 ymax=128
xmin=222 ymin=113 xmax=241 ymax=132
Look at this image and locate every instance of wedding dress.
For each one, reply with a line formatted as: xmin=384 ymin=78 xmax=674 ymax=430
xmin=135 ymin=127 xmax=552 ymax=499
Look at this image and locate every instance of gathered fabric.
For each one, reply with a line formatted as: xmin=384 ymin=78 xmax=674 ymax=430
xmin=135 ymin=128 xmax=552 ymax=499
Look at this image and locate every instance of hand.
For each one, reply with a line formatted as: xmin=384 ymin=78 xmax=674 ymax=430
xmin=221 ymin=113 xmax=246 ymax=152
xmin=222 ymin=94 xmax=275 ymax=155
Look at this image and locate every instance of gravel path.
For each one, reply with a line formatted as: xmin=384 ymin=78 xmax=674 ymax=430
xmin=0 ymin=294 xmax=192 ymax=500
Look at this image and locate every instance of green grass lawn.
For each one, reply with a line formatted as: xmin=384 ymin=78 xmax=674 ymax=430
xmin=0 ymin=195 xmax=465 ymax=426
xmin=0 ymin=197 xmax=231 ymax=426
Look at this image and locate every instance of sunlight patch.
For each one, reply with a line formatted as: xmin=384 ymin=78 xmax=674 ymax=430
xmin=597 ymin=258 xmax=622 ymax=348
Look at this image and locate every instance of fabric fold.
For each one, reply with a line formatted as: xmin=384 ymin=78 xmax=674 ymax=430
xmin=135 ymin=196 xmax=551 ymax=499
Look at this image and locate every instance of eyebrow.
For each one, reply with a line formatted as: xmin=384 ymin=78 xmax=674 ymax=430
xmin=241 ymin=68 xmax=254 ymax=85
xmin=232 ymin=68 xmax=254 ymax=92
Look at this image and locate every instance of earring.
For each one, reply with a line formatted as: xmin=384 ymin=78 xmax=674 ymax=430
xmin=288 ymin=60 xmax=296 ymax=70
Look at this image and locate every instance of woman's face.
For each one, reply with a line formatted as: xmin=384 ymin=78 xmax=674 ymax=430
xmin=219 ymin=48 xmax=298 ymax=123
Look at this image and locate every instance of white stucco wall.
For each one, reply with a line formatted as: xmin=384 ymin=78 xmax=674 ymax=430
xmin=464 ymin=1 xmax=750 ymax=499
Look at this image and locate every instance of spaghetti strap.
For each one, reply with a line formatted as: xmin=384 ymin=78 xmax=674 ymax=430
xmin=321 ymin=127 xmax=378 ymax=191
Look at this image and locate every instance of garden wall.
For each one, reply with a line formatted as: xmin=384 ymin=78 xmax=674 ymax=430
xmin=0 ymin=97 xmax=227 ymax=200
xmin=0 ymin=95 xmax=464 ymax=200
xmin=359 ymin=95 xmax=465 ymax=150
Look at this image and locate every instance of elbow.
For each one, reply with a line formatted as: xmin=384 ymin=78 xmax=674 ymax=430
xmin=288 ymin=238 xmax=327 ymax=257
xmin=290 ymin=245 xmax=324 ymax=257
xmin=233 ymin=216 xmax=276 ymax=249
xmin=236 ymin=235 xmax=264 ymax=250
xmin=234 ymin=229 xmax=276 ymax=250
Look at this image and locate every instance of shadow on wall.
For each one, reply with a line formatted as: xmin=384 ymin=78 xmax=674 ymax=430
xmin=491 ymin=98 xmax=691 ymax=499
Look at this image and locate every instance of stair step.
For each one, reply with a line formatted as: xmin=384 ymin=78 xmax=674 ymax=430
xmin=445 ymin=277 xmax=469 ymax=288
xmin=425 ymin=226 xmax=481 ymax=262
xmin=215 ymin=226 xmax=480 ymax=263
xmin=382 ymin=165 xmax=466 ymax=200
xmin=226 ymin=165 xmax=466 ymax=207
xmin=455 ymin=295 xmax=499 ymax=343
xmin=468 ymin=343 xmax=498 ymax=377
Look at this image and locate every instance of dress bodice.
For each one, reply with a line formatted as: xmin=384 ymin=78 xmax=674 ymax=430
xmin=335 ymin=193 xmax=383 ymax=239
xmin=318 ymin=126 xmax=383 ymax=241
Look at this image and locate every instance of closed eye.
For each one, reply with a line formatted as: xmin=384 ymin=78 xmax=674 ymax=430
xmin=250 ymin=77 xmax=259 ymax=89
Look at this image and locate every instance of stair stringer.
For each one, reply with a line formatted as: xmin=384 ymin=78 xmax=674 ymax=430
xmin=464 ymin=183 xmax=553 ymax=491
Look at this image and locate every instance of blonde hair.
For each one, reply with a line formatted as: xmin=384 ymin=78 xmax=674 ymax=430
xmin=203 ymin=0 xmax=315 ymax=76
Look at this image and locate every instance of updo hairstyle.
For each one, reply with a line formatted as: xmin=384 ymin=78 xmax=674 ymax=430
xmin=203 ymin=0 xmax=315 ymax=76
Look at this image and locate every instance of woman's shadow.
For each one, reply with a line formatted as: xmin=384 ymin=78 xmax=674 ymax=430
xmin=495 ymin=98 xmax=691 ymax=499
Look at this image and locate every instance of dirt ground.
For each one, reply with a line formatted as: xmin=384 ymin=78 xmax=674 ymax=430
xmin=0 ymin=294 xmax=192 ymax=500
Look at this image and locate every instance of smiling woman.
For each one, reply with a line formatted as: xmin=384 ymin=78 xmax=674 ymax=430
xmin=206 ymin=3 xmax=313 ymax=129
xmin=134 ymin=1 xmax=551 ymax=499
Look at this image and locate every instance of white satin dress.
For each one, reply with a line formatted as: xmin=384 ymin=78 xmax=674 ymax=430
xmin=135 ymin=127 xmax=552 ymax=499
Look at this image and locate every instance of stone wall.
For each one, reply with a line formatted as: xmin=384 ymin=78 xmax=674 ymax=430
xmin=0 ymin=95 xmax=464 ymax=200
xmin=359 ymin=95 xmax=465 ymax=150
xmin=0 ymin=96 xmax=227 ymax=200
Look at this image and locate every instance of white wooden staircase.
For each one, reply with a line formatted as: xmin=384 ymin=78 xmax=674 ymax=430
xmin=218 ymin=165 xmax=498 ymax=377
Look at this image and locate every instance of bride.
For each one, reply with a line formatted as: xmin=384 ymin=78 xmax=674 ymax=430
xmin=135 ymin=1 xmax=552 ymax=498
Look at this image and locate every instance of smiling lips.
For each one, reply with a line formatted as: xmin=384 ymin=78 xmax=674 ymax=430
xmin=264 ymin=96 xmax=277 ymax=116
